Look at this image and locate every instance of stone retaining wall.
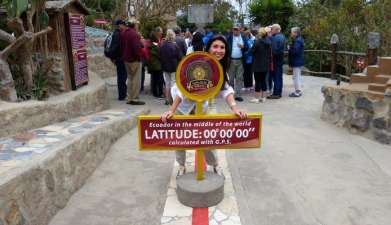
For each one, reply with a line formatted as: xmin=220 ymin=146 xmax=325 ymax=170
xmin=0 ymin=72 xmax=108 ymax=138
xmin=321 ymin=86 xmax=391 ymax=144
xmin=87 ymin=37 xmax=116 ymax=79
xmin=0 ymin=109 xmax=148 ymax=225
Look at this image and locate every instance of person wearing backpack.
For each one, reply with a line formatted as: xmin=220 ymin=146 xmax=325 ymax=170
xmin=120 ymin=19 xmax=145 ymax=105
xmin=104 ymin=19 xmax=127 ymax=100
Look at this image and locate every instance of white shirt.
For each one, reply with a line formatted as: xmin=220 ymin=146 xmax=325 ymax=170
xmin=171 ymin=82 xmax=234 ymax=115
xmin=231 ymin=35 xmax=244 ymax=58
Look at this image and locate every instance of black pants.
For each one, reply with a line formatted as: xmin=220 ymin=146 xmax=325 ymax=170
xmin=254 ymin=72 xmax=267 ymax=92
xmin=243 ymin=63 xmax=253 ymax=88
xmin=140 ymin=62 xmax=145 ymax=92
xmin=115 ymin=60 xmax=127 ymax=100
xmin=150 ymin=70 xmax=164 ymax=97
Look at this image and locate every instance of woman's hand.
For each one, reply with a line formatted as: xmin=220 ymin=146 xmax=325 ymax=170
xmin=232 ymin=107 xmax=247 ymax=119
xmin=161 ymin=110 xmax=174 ymax=123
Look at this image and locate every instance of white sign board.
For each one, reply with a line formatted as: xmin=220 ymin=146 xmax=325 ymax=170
xmin=188 ymin=4 xmax=214 ymax=24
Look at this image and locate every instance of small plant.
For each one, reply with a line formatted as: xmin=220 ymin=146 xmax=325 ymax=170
xmin=32 ymin=68 xmax=48 ymax=100
xmin=32 ymin=59 xmax=53 ymax=100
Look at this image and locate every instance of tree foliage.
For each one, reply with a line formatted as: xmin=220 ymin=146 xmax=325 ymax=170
xmin=249 ymin=0 xmax=294 ymax=31
xmin=291 ymin=0 xmax=391 ymax=55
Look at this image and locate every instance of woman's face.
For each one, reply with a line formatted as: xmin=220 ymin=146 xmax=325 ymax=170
xmin=209 ymin=40 xmax=226 ymax=61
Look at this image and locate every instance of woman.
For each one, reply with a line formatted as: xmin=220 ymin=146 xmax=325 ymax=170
xmin=192 ymin=31 xmax=204 ymax=51
xmin=161 ymin=35 xmax=247 ymax=176
xmin=160 ymin=29 xmax=183 ymax=105
xmin=250 ymin=27 xmax=271 ymax=103
xmin=288 ymin=27 xmax=305 ymax=97
xmin=147 ymin=33 xmax=164 ymax=98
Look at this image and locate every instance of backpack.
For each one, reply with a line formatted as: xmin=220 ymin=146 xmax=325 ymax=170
xmin=104 ymin=31 xmax=120 ymax=59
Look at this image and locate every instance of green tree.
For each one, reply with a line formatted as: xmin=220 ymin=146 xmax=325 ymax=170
xmin=292 ymin=0 xmax=391 ymax=55
xmin=0 ymin=0 xmax=52 ymax=101
xmin=249 ymin=0 xmax=294 ymax=31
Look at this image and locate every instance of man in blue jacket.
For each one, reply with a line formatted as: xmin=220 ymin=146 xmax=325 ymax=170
xmin=268 ymin=24 xmax=286 ymax=99
xmin=288 ymin=27 xmax=305 ymax=97
xmin=227 ymin=24 xmax=249 ymax=101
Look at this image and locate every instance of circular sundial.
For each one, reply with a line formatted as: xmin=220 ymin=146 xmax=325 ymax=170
xmin=176 ymin=52 xmax=223 ymax=101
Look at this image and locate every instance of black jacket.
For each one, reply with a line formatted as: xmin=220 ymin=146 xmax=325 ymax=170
xmin=160 ymin=41 xmax=183 ymax=72
xmin=175 ymin=35 xmax=187 ymax=56
xmin=252 ymin=38 xmax=271 ymax=73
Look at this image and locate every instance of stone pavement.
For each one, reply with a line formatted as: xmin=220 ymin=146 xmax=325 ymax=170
xmin=224 ymin=76 xmax=391 ymax=225
xmin=50 ymin=75 xmax=391 ymax=225
xmin=161 ymin=150 xmax=241 ymax=225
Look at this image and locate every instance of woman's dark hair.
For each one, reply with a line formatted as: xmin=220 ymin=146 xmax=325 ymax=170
xmin=192 ymin=32 xmax=204 ymax=51
xmin=150 ymin=32 xmax=159 ymax=43
xmin=205 ymin=35 xmax=231 ymax=88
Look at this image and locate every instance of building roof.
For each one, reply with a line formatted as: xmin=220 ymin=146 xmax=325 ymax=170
xmin=45 ymin=0 xmax=89 ymax=15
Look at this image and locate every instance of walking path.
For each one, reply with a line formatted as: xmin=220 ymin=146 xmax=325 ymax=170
xmin=49 ymin=75 xmax=391 ymax=225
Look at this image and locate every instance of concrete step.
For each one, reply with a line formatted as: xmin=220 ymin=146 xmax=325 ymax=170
xmin=374 ymin=75 xmax=391 ymax=84
xmin=350 ymin=73 xmax=370 ymax=83
xmin=379 ymin=57 xmax=391 ymax=75
xmin=368 ymin=83 xmax=387 ymax=93
xmin=0 ymin=107 xmax=149 ymax=225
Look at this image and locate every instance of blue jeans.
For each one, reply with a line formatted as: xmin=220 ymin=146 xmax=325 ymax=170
xmin=115 ymin=60 xmax=127 ymax=100
xmin=272 ymin=64 xmax=283 ymax=96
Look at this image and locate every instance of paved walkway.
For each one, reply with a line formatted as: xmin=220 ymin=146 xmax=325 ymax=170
xmin=49 ymin=75 xmax=391 ymax=225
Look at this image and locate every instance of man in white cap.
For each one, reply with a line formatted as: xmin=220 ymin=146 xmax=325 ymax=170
xmin=227 ymin=23 xmax=249 ymax=102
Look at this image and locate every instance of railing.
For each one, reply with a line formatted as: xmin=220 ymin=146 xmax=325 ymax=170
xmin=286 ymin=49 xmax=367 ymax=82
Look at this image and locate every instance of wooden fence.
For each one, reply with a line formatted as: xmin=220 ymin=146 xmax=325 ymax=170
xmin=286 ymin=49 xmax=367 ymax=83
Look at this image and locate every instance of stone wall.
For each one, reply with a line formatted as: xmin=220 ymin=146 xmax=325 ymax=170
xmin=86 ymin=37 xmax=116 ymax=79
xmin=0 ymin=72 xmax=108 ymax=138
xmin=0 ymin=109 xmax=148 ymax=225
xmin=321 ymin=86 xmax=391 ymax=144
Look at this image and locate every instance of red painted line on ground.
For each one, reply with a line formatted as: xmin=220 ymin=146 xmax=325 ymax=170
xmin=192 ymin=208 xmax=209 ymax=225
xmin=193 ymin=151 xmax=209 ymax=225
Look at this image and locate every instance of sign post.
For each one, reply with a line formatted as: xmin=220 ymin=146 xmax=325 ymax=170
xmin=175 ymin=52 xmax=224 ymax=181
xmin=195 ymin=101 xmax=204 ymax=180
xmin=138 ymin=52 xmax=262 ymax=207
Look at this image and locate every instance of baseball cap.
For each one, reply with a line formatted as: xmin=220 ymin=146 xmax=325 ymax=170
xmin=114 ymin=19 xmax=124 ymax=25
xmin=233 ymin=23 xmax=241 ymax=29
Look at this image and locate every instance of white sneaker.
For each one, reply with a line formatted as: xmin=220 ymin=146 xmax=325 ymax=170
xmin=213 ymin=166 xmax=225 ymax=178
xmin=176 ymin=165 xmax=186 ymax=178
xmin=250 ymin=98 xmax=260 ymax=103
xmin=260 ymin=97 xmax=266 ymax=103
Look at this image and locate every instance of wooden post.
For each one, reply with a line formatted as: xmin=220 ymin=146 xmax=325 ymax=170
xmin=330 ymin=34 xmax=339 ymax=84
xmin=367 ymin=32 xmax=380 ymax=66
xmin=319 ymin=51 xmax=323 ymax=72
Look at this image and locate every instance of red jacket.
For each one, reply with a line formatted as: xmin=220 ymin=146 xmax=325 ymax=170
xmin=120 ymin=27 xmax=141 ymax=63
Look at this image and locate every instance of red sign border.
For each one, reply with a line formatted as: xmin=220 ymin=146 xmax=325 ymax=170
xmin=138 ymin=113 xmax=262 ymax=151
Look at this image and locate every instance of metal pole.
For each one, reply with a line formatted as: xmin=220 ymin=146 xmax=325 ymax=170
xmin=196 ymin=101 xmax=204 ymax=180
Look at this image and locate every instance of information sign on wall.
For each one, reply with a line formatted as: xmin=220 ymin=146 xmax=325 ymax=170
xmin=68 ymin=13 xmax=88 ymax=89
